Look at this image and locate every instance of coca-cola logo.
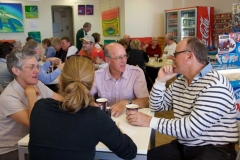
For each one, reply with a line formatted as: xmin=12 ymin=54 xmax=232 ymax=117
xmin=200 ymin=16 xmax=209 ymax=46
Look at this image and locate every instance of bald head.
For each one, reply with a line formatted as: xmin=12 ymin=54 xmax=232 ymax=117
xmin=104 ymin=43 xmax=125 ymax=58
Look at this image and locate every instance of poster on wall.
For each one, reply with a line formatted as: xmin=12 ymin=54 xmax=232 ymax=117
xmin=25 ymin=6 xmax=38 ymax=18
xmin=28 ymin=31 xmax=41 ymax=43
xmin=102 ymin=7 xmax=120 ymax=36
xmin=78 ymin=5 xmax=85 ymax=15
xmin=86 ymin=5 xmax=93 ymax=15
xmin=0 ymin=3 xmax=24 ymax=33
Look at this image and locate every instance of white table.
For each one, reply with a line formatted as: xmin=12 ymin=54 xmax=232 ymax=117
xmin=145 ymin=58 xmax=173 ymax=68
xmin=18 ymin=108 xmax=155 ymax=160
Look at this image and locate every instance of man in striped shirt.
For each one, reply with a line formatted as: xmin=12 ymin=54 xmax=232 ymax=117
xmin=127 ymin=37 xmax=238 ymax=160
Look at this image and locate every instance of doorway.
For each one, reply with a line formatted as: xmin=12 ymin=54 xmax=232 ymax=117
xmin=51 ymin=6 xmax=74 ymax=43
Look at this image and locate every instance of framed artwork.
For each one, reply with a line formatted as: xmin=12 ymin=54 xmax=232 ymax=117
xmin=28 ymin=31 xmax=41 ymax=43
xmin=78 ymin=5 xmax=85 ymax=15
xmin=102 ymin=7 xmax=120 ymax=36
xmin=0 ymin=3 xmax=24 ymax=32
xmin=86 ymin=5 xmax=93 ymax=15
xmin=25 ymin=6 xmax=38 ymax=18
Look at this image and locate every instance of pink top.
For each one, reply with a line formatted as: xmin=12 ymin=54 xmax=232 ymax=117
xmin=91 ymin=64 xmax=149 ymax=106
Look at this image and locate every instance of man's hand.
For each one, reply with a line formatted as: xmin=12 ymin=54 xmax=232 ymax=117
xmin=57 ymin=62 xmax=65 ymax=71
xmin=47 ymin=57 xmax=61 ymax=65
xmin=157 ymin=65 xmax=178 ymax=83
xmin=126 ymin=110 xmax=152 ymax=127
xmin=111 ymin=100 xmax=128 ymax=117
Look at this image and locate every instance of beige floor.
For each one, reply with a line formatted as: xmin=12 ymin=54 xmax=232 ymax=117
xmin=153 ymin=110 xmax=239 ymax=151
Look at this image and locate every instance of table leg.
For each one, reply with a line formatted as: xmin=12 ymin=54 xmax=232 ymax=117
xmin=150 ymin=129 xmax=156 ymax=149
xmin=18 ymin=146 xmax=29 ymax=160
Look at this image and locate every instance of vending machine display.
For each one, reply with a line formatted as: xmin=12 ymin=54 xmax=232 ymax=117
xmin=165 ymin=6 xmax=214 ymax=46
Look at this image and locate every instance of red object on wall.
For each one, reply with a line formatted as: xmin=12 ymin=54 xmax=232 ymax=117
xmin=197 ymin=6 xmax=214 ymax=47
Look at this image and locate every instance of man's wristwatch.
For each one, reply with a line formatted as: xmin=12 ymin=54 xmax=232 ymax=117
xmin=127 ymin=99 xmax=132 ymax=104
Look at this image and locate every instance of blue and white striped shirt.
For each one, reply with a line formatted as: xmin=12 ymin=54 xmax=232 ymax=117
xmin=149 ymin=63 xmax=238 ymax=146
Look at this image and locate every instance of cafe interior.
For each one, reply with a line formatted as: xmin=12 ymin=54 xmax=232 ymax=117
xmin=1 ymin=0 xmax=240 ymax=159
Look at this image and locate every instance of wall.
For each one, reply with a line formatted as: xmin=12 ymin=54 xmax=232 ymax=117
xmin=124 ymin=0 xmax=173 ymax=37
xmin=0 ymin=0 xmax=101 ymax=45
xmin=172 ymin=0 xmax=236 ymax=13
xmin=99 ymin=0 xmax=125 ymax=43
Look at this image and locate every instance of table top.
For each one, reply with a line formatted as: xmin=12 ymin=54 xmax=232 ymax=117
xmin=18 ymin=108 xmax=154 ymax=155
xmin=145 ymin=58 xmax=173 ymax=68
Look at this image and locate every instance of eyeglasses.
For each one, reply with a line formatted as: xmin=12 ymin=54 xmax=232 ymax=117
xmin=82 ymin=42 xmax=92 ymax=45
xmin=106 ymin=54 xmax=129 ymax=61
xmin=173 ymin=50 xmax=191 ymax=57
xmin=23 ymin=64 xmax=40 ymax=71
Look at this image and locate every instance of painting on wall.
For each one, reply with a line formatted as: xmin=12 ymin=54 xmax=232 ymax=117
xmin=0 ymin=3 xmax=24 ymax=33
xmin=78 ymin=5 xmax=85 ymax=15
xmin=86 ymin=5 xmax=93 ymax=15
xmin=25 ymin=6 xmax=38 ymax=18
xmin=28 ymin=31 xmax=41 ymax=43
xmin=102 ymin=7 xmax=120 ymax=36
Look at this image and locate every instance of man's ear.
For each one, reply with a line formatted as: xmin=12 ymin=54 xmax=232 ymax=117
xmin=12 ymin=67 xmax=20 ymax=76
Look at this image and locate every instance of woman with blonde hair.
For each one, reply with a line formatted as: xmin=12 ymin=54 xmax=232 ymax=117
xmin=28 ymin=56 xmax=137 ymax=160
xmin=128 ymin=39 xmax=149 ymax=71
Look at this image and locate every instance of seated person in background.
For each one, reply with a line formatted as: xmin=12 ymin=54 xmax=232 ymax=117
xmin=92 ymin=32 xmax=102 ymax=49
xmin=60 ymin=37 xmax=78 ymax=62
xmin=127 ymin=39 xmax=149 ymax=72
xmin=118 ymin=38 xmax=128 ymax=52
xmin=162 ymin=33 xmax=177 ymax=59
xmin=78 ymin=35 xmax=104 ymax=63
xmin=24 ymin=40 xmax=64 ymax=84
xmin=51 ymin=37 xmax=63 ymax=59
xmin=143 ymin=35 xmax=162 ymax=58
xmin=11 ymin=40 xmax=22 ymax=50
xmin=126 ymin=37 xmax=238 ymax=160
xmin=0 ymin=43 xmax=14 ymax=88
xmin=123 ymin=34 xmax=132 ymax=53
xmin=28 ymin=56 xmax=137 ymax=160
xmin=91 ymin=43 xmax=149 ymax=117
xmin=0 ymin=49 xmax=63 ymax=160
xmin=42 ymin=38 xmax=56 ymax=58
xmin=93 ymin=49 xmax=108 ymax=69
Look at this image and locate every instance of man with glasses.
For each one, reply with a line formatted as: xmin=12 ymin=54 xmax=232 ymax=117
xmin=0 ymin=49 xmax=63 ymax=160
xmin=91 ymin=43 xmax=149 ymax=117
xmin=126 ymin=37 xmax=238 ymax=160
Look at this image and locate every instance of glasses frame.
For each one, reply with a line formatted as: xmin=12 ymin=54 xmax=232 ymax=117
xmin=22 ymin=64 xmax=40 ymax=71
xmin=106 ymin=54 xmax=129 ymax=61
xmin=173 ymin=50 xmax=191 ymax=57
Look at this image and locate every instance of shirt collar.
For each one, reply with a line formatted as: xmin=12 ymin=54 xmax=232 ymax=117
xmin=0 ymin=58 xmax=6 ymax=62
xmin=195 ymin=63 xmax=212 ymax=78
xmin=104 ymin=65 xmax=129 ymax=81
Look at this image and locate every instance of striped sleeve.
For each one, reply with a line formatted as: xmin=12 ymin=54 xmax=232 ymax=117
xmin=149 ymin=79 xmax=174 ymax=112
xmin=150 ymin=81 xmax=236 ymax=139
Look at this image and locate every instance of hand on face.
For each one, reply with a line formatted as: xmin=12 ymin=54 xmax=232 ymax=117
xmin=110 ymin=100 xmax=128 ymax=117
xmin=24 ymin=85 xmax=40 ymax=97
xmin=126 ymin=110 xmax=152 ymax=127
xmin=157 ymin=65 xmax=178 ymax=83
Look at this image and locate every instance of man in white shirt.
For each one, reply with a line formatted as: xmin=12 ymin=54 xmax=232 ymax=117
xmin=162 ymin=33 xmax=177 ymax=59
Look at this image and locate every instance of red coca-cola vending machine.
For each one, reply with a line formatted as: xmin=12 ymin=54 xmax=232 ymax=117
xmin=164 ymin=6 xmax=214 ymax=46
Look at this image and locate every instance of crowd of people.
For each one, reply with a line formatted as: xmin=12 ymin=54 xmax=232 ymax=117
xmin=0 ymin=21 xmax=238 ymax=160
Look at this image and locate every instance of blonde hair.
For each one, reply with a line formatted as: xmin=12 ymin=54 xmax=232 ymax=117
xmin=152 ymin=36 xmax=158 ymax=41
xmin=51 ymin=37 xmax=61 ymax=47
xmin=130 ymin=39 xmax=141 ymax=50
xmin=60 ymin=56 xmax=95 ymax=113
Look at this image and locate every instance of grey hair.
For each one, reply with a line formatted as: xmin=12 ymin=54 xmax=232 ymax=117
xmin=7 ymin=49 xmax=38 ymax=78
xmin=11 ymin=41 xmax=22 ymax=49
xmin=83 ymin=22 xmax=91 ymax=28
xmin=24 ymin=40 xmax=39 ymax=51
xmin=165 ymin=33 xmax=174 ymax=40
